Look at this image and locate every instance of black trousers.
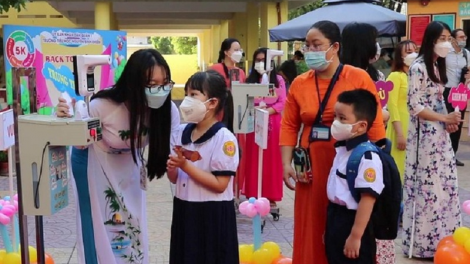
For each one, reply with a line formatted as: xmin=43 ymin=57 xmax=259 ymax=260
xmin=443 ymin=88 xmax=466 ymax=153
xmin=325 ymin=202 xmax=376 ymax=264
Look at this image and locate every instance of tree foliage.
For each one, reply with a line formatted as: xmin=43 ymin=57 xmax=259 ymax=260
xmin=288 ymin=0 xmax=404 ymax=20
xmin=0 ymin=0 xmax=27 ymax=14
xmin=150 ymin=36 xmax=198 ymax=55
xmin=171 ymin=37 xmax=198 ymax=55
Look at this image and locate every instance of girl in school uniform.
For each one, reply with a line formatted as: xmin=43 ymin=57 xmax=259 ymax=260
xmin=167 ymin=70 xmax=239 ymax=264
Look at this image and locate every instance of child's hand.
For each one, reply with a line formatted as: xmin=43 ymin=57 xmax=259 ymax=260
xmin=166 ymin=158 xmax=177 ymax=172
xmin=169 ymin=149 xmax=188 ymax=169
xmin=343 ymin=235 xmax=361 ymax=259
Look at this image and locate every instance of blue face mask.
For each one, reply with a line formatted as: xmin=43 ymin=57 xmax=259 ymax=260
xmin=304 ymin=46 xmax=333 ymax=71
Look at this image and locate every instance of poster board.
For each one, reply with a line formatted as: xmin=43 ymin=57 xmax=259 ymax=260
xmin=409 ymin=15 xmax=431 ymax=46
xmin=3 ymin=25 xmax=128 ymax=115
xmin=433 ymin=14 xmax=456 ymax=30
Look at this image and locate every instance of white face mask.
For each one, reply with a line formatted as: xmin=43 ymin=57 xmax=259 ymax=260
xmin=434 ymin=41 xmax=452 ymax=58
xmin=369 ymin=42 xmax=382 ymax=64
xmin=230 ymin=51 xmax=243 ymax=63
xmin=331 ymin=120 xmax=358 ymax=141
xmin=458 ymin=41 xmax=467 ymax=48
xmin=254 ymin=62 xmax=266 ymax=74
xmin=145 ymin=85 xmax=171 ymax=109
xmin=404 ymin=52 xmax=418 ymax=67
xmin=179 ymin=96 xmax=210 ymax=123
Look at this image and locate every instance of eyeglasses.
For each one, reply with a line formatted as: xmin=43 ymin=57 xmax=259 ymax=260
xmin=301 ymin=44 xmax=329 ymax=52
xmin=146 ymin=81 xmax=175 ymax=94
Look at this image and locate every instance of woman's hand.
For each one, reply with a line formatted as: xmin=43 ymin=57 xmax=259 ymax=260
xmin=396 ymin=135 xmax=406 ymax=151
xmin=446 ymin=123 xmax=459 ymax=133
xmin=444 ymin=111 xmax=461 ymax=125
xmin=56 ymin=97 xmax=75 ymax=118
xmin=283 ymin=164 xmax=297 ymax=191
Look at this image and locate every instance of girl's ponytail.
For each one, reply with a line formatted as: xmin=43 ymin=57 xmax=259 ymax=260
xmin=222 ymin=90 xmax=234 ymax=133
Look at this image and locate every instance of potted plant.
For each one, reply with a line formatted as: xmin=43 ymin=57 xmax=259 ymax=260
xmin=0 ymin=151 xmax=8 ymax=175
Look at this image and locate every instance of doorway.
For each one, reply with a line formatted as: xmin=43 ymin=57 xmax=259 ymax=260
xmin=463 ymin=19 xmax=470 ymax=48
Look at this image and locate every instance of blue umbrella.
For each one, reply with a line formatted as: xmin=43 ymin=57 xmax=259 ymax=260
xmin=269 ymin=0 xmax=406 ymax=42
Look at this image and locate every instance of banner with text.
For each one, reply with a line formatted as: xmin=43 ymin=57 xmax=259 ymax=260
xmin=3 ymin=25 xmax=127 ymax=114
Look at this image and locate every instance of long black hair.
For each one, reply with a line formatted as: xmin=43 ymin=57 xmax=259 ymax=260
xmin=246 ymin=47 xmax=279 ymax=87
xmin=279 ymin=60 xmax=297 ymax=83
xmin=419 ymin=21 xmax=451 ymax=84
xmin=92 ymin=49 xmax=172 ymax=181
xmin=184 ymin=70 xmax=234 ymax=133
xmin=216 ymin=38 xmax=240 ymax=79
xmin=341 ymin=22 xmax=380 ymax=81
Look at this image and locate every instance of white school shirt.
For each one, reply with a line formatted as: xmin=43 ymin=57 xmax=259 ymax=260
xmin=326 ymin=134 xmax=385 ymax=210
xmin=445 ymin=47 xmax=470 ymax=88
xmin=172 ymin=122 xmax=239 ymax=202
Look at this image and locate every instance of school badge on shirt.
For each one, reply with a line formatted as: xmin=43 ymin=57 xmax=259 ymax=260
xmin=363 ymin=168 xmax=376 ymax=183
xmin=223 ymin=141 xmax=236 ymax=157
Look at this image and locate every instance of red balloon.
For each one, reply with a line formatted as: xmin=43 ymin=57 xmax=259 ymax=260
xmin=45 ymin=253 xmax=55 ymax=264
xmin=275 ymin=257 xmax=292 ymax=264
xmin=438 ymin=236 xmax=456 ymax=249
xmin=435 ymin=244 xmax=470 ymax=264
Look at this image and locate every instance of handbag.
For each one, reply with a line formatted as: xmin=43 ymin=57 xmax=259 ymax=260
xmin=292 ymin=64 xmax=344 ymax=183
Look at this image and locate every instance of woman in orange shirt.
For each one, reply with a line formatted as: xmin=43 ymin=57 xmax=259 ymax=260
xmin=210 ymin=38 xmax=246 ymax=88
xmin=280 ymin=20 xmax=385 ymax=264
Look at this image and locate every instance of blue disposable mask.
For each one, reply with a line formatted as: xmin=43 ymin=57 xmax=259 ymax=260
xmin=304 ymin=46 xmax=333 ymax=71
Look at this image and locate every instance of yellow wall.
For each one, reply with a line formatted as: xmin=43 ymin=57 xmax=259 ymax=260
xmin=0 ymin=2 xmax=77 ymax=29
xmin=407 ymin=0 xmax=461 ymax=36
xmin=127 ymin=47 xmax=197 ymax=100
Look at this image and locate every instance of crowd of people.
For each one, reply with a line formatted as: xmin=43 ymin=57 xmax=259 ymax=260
xmin=52 ymin=19 xmax=465 ymax=264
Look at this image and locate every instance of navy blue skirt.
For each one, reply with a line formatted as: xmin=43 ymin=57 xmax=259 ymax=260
xmin=169 ymin=197 xmax=239 ymax=264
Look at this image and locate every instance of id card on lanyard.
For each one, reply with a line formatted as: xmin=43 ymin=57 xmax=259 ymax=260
xmin=309 ymin=65 xmax=344 ymax=142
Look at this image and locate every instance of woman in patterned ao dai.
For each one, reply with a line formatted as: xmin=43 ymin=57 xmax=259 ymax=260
xmin=402 ymin=21 xmax=462 ymax=259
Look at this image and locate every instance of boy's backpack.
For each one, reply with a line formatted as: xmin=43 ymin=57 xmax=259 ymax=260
xmin=346 ymin=138 xmax=403 ymax=240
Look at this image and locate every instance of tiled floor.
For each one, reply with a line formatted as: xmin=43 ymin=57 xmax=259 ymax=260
xmin=3 ymin=141 xmax=470 ymax=264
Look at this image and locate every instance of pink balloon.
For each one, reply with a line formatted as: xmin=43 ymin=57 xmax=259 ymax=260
xmin=464 ymin=204 xmax=470 ymax=215
xmin=259 ymin=197 xmax=270 ymax=205
xmin=464 ymin=200 xmax=470 ymax=209
xmin=254 ymin=200 xmax=270 ymax=216
xmin=245 ymin=204 xmax=258 ymax=218
xmin=4 ymin=205 xmax=15 ymax=212
xmin=0 ymin=200 xmax=6 ymax=206
xmin=13 ymin=201 xmax=18 ymax=210
xmin=1 ymin=208 xmax=13 ymax=217
xmin=0 ymin=214 xmax=10 ymax=225
xmin=239 ymin=201 xmax=249 ymax=215
xmin=13 ymin=194 xmax=17 ymax=201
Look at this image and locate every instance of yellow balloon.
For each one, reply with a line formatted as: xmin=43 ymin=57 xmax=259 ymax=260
xmin=261 ymin=241 xmax=281 ymax=260
xmin=252 ymin=248 xmax=273 ymax=264
xmin=239 ymin=244 xmax=254 ymax=263
xmin=2 ymin=253 xmax=21 ymax=264
xmin=28 ymin=246 xmax=37 ymax=262
xmin=454 ymin=227 xmax=470 ymax=246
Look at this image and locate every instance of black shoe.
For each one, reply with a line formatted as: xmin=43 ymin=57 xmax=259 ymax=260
xmin=457 ymin=159 xmax=465 ymax=166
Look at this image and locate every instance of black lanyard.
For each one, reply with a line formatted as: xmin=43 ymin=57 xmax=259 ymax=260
xmin=312 ymin=64 xmax=344 ymax=125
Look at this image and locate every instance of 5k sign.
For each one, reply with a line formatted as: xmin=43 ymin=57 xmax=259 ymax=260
xmin=0 ymin=109 xmax=15 ymax=150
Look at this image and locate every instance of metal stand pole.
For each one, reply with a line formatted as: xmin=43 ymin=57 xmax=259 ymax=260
xmin=13 ymin=110 xmax=30 ymax=264
xmin=35 ymin=216 xmax=45 ymax=264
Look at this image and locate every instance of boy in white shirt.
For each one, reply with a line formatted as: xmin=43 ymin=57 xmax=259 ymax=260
xmin=325 ymin=89 xmax=385 ymax=264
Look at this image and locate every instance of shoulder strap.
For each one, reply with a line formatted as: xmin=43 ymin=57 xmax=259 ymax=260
xmin=297 ymin=64 xmax=344 ymax=146
xmin=346 ymin=142 xmax=378 ymax=202
xmin=313 ymin=64 xmax=344 ymax=125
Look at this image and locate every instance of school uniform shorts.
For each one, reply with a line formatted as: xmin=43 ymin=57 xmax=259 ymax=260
xmin=325 ymin=202 xmax=376 ymax=264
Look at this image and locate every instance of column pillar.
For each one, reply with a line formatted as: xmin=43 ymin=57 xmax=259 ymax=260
xmin=245 ymin=2 xmax=259 ymax=70
xmin=212 ymin=25 xmax=221 ymax=64
xmin=95 ymin=2 xmax=112 ymax=30
xmin=220 ymin=20 xmax=229 ymax=42
xmin=203 ymin=29 xmax=212 ymax=68
xmin=260 ymin=1 xmax=288 ymax=61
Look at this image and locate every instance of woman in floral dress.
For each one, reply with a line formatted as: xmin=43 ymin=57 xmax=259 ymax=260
xmin=56 ymin=49 xmax=180 ymax=264
xmin=402 ymin=21 xmax=462 ymax=259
